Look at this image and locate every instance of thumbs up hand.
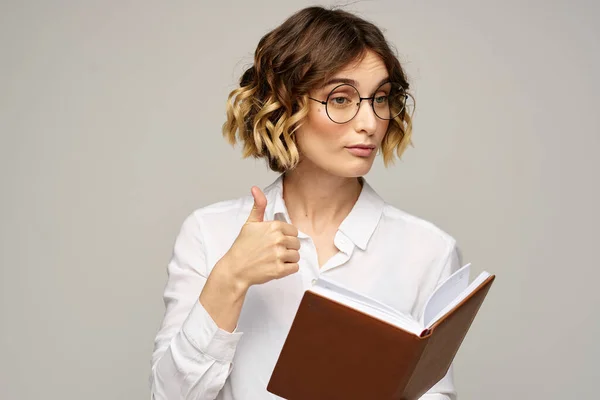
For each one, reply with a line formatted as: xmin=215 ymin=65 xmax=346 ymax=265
xmin=218 ymin=186 xmax=301 ymax=291
xmin=246 ymin=186 xmax=268 ymax=223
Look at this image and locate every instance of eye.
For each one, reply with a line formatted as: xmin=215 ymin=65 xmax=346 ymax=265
xmin=374 ymin=94 xmax=389 ymax=104
xmin=329 ymin=95 xmax=352 ymax=107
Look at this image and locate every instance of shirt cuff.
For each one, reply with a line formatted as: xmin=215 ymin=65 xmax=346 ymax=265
xmin=181 ymin=299 xmax=243 ymax=362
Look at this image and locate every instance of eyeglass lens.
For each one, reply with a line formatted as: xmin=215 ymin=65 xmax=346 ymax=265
xmin=325 ymin=82 xmax=407 ymax=124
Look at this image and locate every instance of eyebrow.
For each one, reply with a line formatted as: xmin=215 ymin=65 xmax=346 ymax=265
xmin=322 ymin=77 xmax=390 ymax=90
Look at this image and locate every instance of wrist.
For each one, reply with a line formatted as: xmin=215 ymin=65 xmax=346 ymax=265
xmin=200 ymin=255 xmax=248 ymax=333
xmin=212 ymin=255 xmax=249 ymax=299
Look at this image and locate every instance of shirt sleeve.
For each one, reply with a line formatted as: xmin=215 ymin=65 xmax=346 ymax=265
xmin=418 ymin=242 xmax=462 ymax=400
xmin=150 ymin=212 xmax=243 ymax=400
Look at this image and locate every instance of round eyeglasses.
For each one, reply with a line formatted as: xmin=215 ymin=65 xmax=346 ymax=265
xmin=308 ymin=81 xmax=409 ymax=124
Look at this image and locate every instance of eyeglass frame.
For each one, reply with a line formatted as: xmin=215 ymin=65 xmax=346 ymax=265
xmin=307 ymin=81 xmax=409 ymax=124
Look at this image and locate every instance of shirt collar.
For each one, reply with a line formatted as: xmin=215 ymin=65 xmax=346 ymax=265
xmin=263 ymin=174 xmax=385 ymax=251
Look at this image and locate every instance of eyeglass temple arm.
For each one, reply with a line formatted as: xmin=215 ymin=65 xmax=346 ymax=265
xmin=308 ymin=97 xmax=327 ymax=105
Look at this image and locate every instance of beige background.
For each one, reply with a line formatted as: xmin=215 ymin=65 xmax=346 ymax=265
xmin=1 ymin=0 xmax=599 ymax=399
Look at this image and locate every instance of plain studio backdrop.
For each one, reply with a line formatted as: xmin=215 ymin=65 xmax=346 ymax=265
xmin=1 ymin=0 xmax=599 ymax=399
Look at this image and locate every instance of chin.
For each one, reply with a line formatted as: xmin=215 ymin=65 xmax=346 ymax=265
xmin=327 ymin=158 xmax=375 ymax=178
xmin=299 ymin=151 xmax=376 ymax=178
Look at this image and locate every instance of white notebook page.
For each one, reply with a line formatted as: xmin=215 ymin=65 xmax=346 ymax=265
xmin=425 ymin=270 xmax=491 ymax=328
xmin=310 ymin=277 xmax=423 ymax=334
xmin=423 ymin=263 xmax=471 ymax=327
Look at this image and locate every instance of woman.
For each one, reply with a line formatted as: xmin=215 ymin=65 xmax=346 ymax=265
xmin=150 ymin=6 xmax=460 ymax=400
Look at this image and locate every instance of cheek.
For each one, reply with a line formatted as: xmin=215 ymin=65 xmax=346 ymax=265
xmin=378 ymin=121 xmax=390 ymax=140
xmin=297 ymin=107 xmax=345 ymax=147
xmin=310 ymin=106 xmax=341 ymax=136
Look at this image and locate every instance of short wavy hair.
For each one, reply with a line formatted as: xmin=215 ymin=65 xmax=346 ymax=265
xmin=222 ymin=6 xmax=414 ymax=173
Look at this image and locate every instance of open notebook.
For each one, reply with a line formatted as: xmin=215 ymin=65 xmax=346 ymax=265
xmin=310 ymin=263 xmax=490 ymax=336
xmin=267 ymin=264 xmax=495 ymax=400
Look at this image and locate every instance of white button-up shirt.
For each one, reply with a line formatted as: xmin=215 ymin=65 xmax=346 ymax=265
xmin=150 ymin=175 xmax=461 ymax=400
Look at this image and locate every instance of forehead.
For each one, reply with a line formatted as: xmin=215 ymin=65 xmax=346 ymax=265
xmin=322 ymin=50 xmax=389 ymax=90
xmin=338 ymin=50 xmax=386 ymax=74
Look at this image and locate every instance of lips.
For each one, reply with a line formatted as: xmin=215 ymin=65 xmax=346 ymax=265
xmin=346 ymin=145 xmax=376 ymax=150
xmin=345 ymin=145 xmax=375 ymax=157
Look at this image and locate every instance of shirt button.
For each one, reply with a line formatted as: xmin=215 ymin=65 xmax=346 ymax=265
xmin=311 ymin=279 xmax=317 ymax=285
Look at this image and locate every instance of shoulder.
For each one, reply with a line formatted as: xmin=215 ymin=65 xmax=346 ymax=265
xmin=186 ymin=193 xmax=253 ymax=229
xmin=174 ymin=194 xmax=254 ymax=261
xmin=187 ymin=176 xmax=282 ymax=227
xmin=379 ymin=201 xmax=457 ymax=255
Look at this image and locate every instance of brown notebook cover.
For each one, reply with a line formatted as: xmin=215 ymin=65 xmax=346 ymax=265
xmin=267 ymin=275 xmax=495 ymax=400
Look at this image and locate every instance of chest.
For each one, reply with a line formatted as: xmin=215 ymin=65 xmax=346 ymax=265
xmin=310 ymin=233 xmax=339 ymax=268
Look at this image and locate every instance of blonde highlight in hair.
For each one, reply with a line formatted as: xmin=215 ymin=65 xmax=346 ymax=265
xmin=222 ymin=6 xmax=415 ymax=173
xmin=381 ymin=92 xmax=415 ymax=167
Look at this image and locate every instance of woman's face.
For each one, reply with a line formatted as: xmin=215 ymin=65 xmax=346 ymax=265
xmin=295 ymin=50 xmax=390 ymax=178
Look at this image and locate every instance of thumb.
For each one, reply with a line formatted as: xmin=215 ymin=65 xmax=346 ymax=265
xmin=247 ymin=186 xmax=267 ymax=223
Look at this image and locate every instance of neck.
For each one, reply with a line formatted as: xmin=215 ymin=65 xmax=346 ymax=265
xmin=282 ymin=164 xmax=362 ymax=235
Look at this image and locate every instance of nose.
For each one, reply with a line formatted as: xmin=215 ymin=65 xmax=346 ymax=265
xmin=353 ymin=99 xmax=378 ymax=135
